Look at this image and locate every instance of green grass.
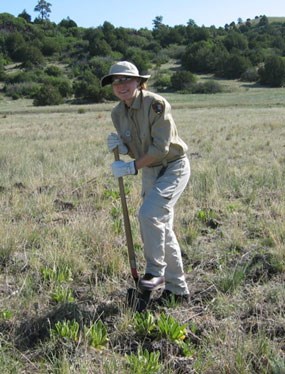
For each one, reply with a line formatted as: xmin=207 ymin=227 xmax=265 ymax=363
xmin=0 ymin=79 xmax=284 ymax=372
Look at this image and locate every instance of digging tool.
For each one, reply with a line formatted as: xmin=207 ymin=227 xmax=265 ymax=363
xmin=113 ymin=147 xmax=151 ymax=311
xmin=113 ymin=147 xmax=139 ymax=284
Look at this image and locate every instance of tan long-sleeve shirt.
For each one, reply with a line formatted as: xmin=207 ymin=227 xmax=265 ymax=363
xmin=111 ymin=89 xmax=188 ymax=167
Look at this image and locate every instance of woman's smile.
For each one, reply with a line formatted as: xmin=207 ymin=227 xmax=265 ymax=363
xmin=112 ymin=76 xmax=139 ymax=106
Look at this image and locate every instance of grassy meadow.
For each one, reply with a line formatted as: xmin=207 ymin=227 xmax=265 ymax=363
xmin=0 ymin=80 xmax=284 ymax=373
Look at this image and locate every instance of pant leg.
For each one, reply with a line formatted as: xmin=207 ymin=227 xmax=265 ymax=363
xmin=138 ymin=157 xmax=190 ymax=294
xmin=164 ymin=209 xmax=189 ymax=294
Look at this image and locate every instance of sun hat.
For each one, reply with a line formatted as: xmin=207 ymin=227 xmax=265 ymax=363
xmin=101 ymin=61 xmax=151 ymax=87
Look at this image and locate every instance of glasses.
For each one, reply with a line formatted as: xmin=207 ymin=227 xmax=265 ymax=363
xmin=112 ymin=76 xmax=134 ymax=85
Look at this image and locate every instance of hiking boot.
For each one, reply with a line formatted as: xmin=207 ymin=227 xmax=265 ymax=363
xmin=138 ymin=273 xmax=165 ymax=292
xmin=157 ymin=289 xmax=190 ymax=306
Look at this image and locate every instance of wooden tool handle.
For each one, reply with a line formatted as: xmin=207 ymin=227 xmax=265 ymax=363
xmin=114 ymin=147 xmax=139 ymax=283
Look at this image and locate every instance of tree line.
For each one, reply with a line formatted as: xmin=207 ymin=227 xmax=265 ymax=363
xmin=0 ymin=5 xmax=285 ymax=105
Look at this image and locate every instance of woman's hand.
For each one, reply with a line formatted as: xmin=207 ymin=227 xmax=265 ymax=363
xmin=107 ymin=133 xmax=128 ymax=154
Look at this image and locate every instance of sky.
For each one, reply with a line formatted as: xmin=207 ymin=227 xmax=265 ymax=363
xmin=1 ymin=0 xmax=285 ymax=29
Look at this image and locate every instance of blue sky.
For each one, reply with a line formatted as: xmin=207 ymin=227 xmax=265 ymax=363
xmin=1 ymin=0 xmax=284 ymax=29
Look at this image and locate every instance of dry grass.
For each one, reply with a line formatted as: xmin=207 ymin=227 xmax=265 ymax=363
xmin=0 ymin=81 xmax=284 ymax=373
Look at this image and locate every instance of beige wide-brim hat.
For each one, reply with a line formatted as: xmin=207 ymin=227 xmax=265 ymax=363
xmin=101 ymin=61 xmax=151 ymax=87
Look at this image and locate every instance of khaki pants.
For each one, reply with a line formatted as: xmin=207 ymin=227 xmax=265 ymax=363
xmin=139 ymin=157 xmax=190 ymax=295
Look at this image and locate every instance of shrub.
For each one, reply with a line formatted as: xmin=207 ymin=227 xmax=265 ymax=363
xmin=222 ymin=54 xmax=252 ymax=79
xmin=153 ymin=73 xmax=171 ymax=91
xmin=153 ymin=50 xmax=170 ymax=66
xmin=12 ymin=45 xmax=45 ymax=67
xmin=4 ymin=82 xmax=40 ymax=99
xmin=0 ymin=61 xmax=6 ymax=81
xmin=182 ymin=41 xmax=229 ymax=74
xmin=43 ymin=77 xmax=73 ymax=98
xmin=165 ymin=44 xmax=186 ymax=59
xmin=258 ymin=56 xmax=285 ymax=87
xmin=33 ymin=84 xmax=63 ymax=106
xmin=171 ymin=70 xmax=196 ymax=90
xmin=4 ymin=70 xmax=45 ymax=84
xmin=73 ymin=72 xmax=106 ymax=102
xmin=41 ymin=37 xmax=61 ymax=56
xmin=191 ymin=80 xmax=223 ymax=94
xmin=5 ymin=32 xmax=26 ymax=60
xmin=58 ymin=18 xmax=78 ymax=29
xmin=45 ymin=65 xmax=62 ymax=77
xmin=241 ymin=67 xmax=259 ymax=82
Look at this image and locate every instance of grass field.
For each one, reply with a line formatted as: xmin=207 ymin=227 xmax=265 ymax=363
xmin=0 ymin=80 xmax=284 ymax=373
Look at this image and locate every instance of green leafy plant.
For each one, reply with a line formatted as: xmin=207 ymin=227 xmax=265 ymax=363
xmin=133 ymin=311 xmax=157 ymax=336
xmin=110 ymin=206 xmax=121 ymax=219
xmin=157 ymin=312 xmax=188 ymax=342
xmin=103 ymin=189 xmax=120 ymax=199
xmin=50 ymin=319 xmax=80 ymax=342
xmin=126 ymin=347 xmax=161 ymax=374
xmin=178 ymin=341 xmax=197 ymax=357
xmin=84 ymin=320 xmax=109 ymax=349
xmin=41 ymin=265 xmax=73 ymax=283
xmin=196 ymin=208 xmax=219 ymax=227
xmin=112 ymin=217 xmax=123 ymax=234
xmin=51 ymin=285 xmax=75 ymax=303
xmin=0 ymin=309 xmax=13 ymax=320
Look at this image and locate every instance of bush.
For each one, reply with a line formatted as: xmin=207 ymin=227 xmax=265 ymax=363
xmin=222 ymin=54 xmax=252 ymax=79
xmin=0 ymin=59 xmax=6 ymax=81
xmin=258 ymin=56 xmax=285 ymax=87
xmin=5 ymin=32 xmax=26 ymax=60
xmin=182 ymin=41 xmax=229 ymax=74
xmin=191 ymin=80 xmax=223 ymax=94
xmin=241 ymin=67 xmax=259 ymax=82
xmin=41 ymin=37 xmax=61 ymax=56
xmin=170 ymin=70 xmax=196 ymax=90
xmin=43 ymin=76 xmax=73 ymax=98
xmin=153 ymin=74 xmax=171 ymax=91
xmin=4 ymin=82 xmax=40 ymax=99
xmin=153 ymin=50 xmax=170 ymax=66
xmin=45 ymin=65 xmax=62 ymax=77
xmin=33 ymin=84 xmax=63 ymax=106
xmin=89 ymin=57 xmax=111 ymax=79
xmin=73 ymin=71 xmax=106 ymax=102
xmin=15 ymin=45 xmax=45 ymax=67
xmin=4 ymin=70 xmax=46 ymax=84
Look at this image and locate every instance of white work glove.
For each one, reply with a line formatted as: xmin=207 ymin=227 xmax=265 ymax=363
xmin=111 ymin=160 xmax=138 ymax=178
xmin=107 ymin=133 xmax=128 ymax=154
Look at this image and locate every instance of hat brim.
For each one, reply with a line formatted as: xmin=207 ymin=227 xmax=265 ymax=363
xmin=101 ymin=73 xmax=150 ymax=87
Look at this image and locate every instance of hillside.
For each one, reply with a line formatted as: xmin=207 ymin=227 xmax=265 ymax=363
xmin=249 ymin=16 xmax=285 ymax=25
xmin=0 ymin=12 xmax=285 ymax=107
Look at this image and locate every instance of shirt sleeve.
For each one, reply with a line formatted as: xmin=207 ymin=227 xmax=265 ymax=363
xmin=146 ymin=99 xmax=174 ymax=161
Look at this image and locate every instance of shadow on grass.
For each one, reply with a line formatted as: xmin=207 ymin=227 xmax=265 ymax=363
xmin=15 ymin=301 xmax=120 ymax=350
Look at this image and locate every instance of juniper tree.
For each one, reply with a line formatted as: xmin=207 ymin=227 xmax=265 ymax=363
xmin=34 ymin=0 xmax=52 ymax=21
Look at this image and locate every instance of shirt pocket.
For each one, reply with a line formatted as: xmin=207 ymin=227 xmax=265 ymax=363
xmin=121 ymin=129 xmax=132 ymax=145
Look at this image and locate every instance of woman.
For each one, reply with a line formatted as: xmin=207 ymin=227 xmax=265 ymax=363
xmin=101 ymin=61 xmax=190 ymax=304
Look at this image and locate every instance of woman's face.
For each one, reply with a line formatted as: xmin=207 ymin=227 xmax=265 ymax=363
xmin=111 ymin=75 xmax=139 ymax=106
